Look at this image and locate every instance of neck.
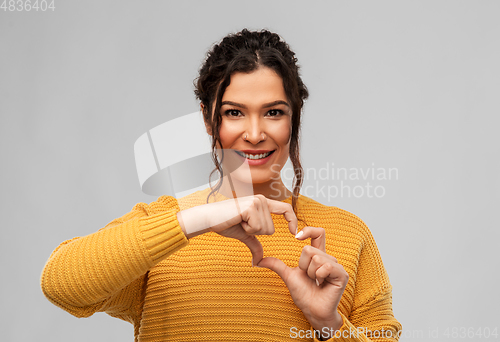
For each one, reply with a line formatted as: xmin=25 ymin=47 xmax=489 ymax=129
xmin=216 ymin=175 xmax=292 ymax=201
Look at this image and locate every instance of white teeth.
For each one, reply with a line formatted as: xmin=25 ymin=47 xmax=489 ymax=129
xmin=237 ymin=151 xmax=273 ymax=160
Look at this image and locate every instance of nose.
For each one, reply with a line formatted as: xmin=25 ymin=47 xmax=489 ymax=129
xmin=243 ymin=116 xmax=266 ymax=144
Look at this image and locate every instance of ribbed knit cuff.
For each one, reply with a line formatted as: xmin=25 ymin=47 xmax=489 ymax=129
xmin=139 ymin=210 xmax=189 ymax=265
xmin=312 ymin=312 xmax=371 ymax=341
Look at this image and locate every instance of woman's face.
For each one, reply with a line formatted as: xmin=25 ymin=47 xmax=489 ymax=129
xmin=211 ymin=66 xmax=292 ymax=186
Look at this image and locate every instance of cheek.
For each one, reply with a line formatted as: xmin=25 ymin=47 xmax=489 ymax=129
xmin=273 ymin=121 xmax=292 ymax=148
xmin=218 ymin=121 xmax=240 ymax=148
xmin=270 ymin=122 xmax=291 ymax=164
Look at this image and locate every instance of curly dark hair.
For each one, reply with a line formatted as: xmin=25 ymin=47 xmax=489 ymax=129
xmin=194 ymin=28 xmax=309 ymax=214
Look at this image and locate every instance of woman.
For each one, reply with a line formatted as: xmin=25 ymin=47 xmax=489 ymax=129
xmin=41 ymin=29 xmax=402 ymax=341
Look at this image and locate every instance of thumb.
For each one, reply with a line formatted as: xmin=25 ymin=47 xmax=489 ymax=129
xmin=239 ymin=235 xmax=264 ymax=267
xmin=256 ymin=257 xmax=291 ymax=281
xmin=295 ymin=226 xmax=326 ymax=252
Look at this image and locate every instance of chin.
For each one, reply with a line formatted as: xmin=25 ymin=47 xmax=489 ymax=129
xmin=248 ymin=171 xmax=279 ymax=186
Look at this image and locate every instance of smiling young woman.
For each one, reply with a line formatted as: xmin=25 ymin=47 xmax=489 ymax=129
xmin=41 ymin=29 xmax=402 ymax=342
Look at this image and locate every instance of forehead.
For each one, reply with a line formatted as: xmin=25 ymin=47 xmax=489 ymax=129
xmin=222 ymin=67 xmax=287 ymax=103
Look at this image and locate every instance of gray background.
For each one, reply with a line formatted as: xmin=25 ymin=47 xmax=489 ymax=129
xmin=1 ymin=1 xmax=499 ymax=341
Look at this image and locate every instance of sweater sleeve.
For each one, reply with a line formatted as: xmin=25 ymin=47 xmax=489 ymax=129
xmin=40 ymin=196 xmax=189 ymax=321
xmin=311 ymin=288 xmax=401 ymax=341
xmin=312 ymin=218 xmax=402 ymax=342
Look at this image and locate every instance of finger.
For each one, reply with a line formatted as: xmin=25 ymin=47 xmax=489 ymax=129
xmin=260 ymin=196 xmax=275 ymax=236
xmin=297 ymin=245 xmax=337 ymax=271
xmin=256 ymin=256 xmax=291 ymax=282
xmin=317 ymin=263 xmax=349 ymax=287
xmin=265 ymin=199 xmax=298 ymax=235
xmin=306 ymin=254 xmax=327 ymax=281
xmin=239 ymin=196 xmax=267 ymax=235
xmin=295 ymin=226 xmax=326 ymax=252
xmin=241 ymin=203 xmax=261 ymax=235
xmin=315 ymin=263 xmax=335 ymax=286
xmin=238 ymin=233 xmax=264 ymax=267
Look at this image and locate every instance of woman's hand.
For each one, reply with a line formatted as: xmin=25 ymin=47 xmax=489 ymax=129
xmin=257 ymin=227 xmax=349 ymax=335
xmin=177 ymin=195 xmax=297 ymax=266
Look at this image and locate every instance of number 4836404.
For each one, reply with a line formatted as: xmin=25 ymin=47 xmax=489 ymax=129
xmin=1 ymin=0 xmax=55 ymax=11
xmin=443 ymin=327 xmax=498 ymax=339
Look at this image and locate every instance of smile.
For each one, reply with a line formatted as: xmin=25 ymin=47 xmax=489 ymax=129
xmin=235 ymin=150 xmax=275 ymax=160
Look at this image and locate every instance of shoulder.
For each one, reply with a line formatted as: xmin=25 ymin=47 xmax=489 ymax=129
xmin=100 ymin=195 xmax=181 ymax=231
xmin=129 ymin=195 xmax=181 ymax=216
xmin=296 ymin=194 xmax=372 ymax=242
xmin=142 ymin=189 xmax=210 ymax=214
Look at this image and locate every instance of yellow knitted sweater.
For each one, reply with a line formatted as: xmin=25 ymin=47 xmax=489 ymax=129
xmin=41 ymin=188 xmax=402 ymax=341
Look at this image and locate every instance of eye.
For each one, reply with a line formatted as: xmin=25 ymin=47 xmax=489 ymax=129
xmin=224 ymin=109 xmax=242 ymax=117
xmin=266 ymin=109 xmax=285 ymax=117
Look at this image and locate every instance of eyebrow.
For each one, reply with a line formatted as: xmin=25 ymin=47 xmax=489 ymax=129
xmin=221 ymin=100 xmax=290 ymax=109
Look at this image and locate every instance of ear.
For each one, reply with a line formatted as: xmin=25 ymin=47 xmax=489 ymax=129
xmin=205 ymin=122 xmax=213 ymax=136
xmin=200 ymin=103 xmax=212 ymax=136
